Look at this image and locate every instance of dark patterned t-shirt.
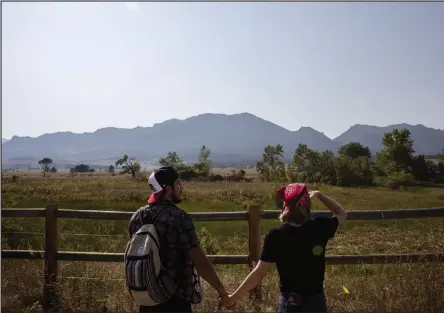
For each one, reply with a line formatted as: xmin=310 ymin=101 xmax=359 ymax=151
xmin=128 ymin=200 xmax=202 ymax=304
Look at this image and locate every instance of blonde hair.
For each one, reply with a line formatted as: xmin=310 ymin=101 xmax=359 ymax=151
xmin=279 ymin=197 xmax=312 ymax=224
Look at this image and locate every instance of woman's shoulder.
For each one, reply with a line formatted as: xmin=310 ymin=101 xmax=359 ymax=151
xmin=297 ymin=216 xmax=339 ymax=231
xmin=265 ymin=223 xmax=298 ymax=239
xmin=264 ymin=226 xmax=284 ymax=237
xmin=310 ymin=215 xmax=340 ymax=239
xmin=313 ymin=215 xmax=339 ymax=224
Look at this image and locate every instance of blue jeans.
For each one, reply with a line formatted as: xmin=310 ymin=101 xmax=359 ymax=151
xmin=278 ymin=291 xmax=327 ymax=313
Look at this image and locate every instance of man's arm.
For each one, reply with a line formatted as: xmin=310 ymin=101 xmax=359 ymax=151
xmin=188 ymin=246 xmax=228 ymax=298
xmin=179 ymin=212 xmax=228 ymax=298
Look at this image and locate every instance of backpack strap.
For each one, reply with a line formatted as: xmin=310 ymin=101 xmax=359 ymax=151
xmin=140 ymin=203 xmax=175 ymax=226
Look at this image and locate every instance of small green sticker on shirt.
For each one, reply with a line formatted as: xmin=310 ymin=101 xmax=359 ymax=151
xmin=312 ymin=245 xmax=323 ymax=256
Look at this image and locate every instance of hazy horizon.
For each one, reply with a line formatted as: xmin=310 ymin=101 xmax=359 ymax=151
xmin=2 ymin=111 xmax=444 ymax=142
xmin=3 ymin=2 xmax=444 ymax=140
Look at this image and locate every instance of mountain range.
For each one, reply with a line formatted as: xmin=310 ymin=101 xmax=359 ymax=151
xmin=2 ymin=113 xmax=443 ymax=168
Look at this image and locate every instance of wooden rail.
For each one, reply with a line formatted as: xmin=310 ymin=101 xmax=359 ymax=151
xmin=1 ymin=250 xmax=249 ymax=264
xmin=262 ymin=207 xmax=444 ymax=220
xmin=2 ymin=206 xmax=444 ymax=313
xmin=1 ymin=208 xmax=249 ymax=221
xmin=4 ymin=207 xmax=444 ymax=220
xmin=3 ymin=249 xmax=442 ymax=265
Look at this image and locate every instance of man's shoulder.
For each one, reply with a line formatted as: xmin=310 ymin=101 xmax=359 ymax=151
xmin=152 ymin=202 xmax=191 ymax=223
xmin=129 ymin=205 xmax=147 ymax=222
xmin=128 ymin=205 xmax=150 ymax=237
xmin=129 ymin=203 xmax=174 ymax=224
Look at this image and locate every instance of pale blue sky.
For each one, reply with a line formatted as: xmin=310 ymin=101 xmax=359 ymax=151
xmin=2 ymin=2 xmax=444 ymax=140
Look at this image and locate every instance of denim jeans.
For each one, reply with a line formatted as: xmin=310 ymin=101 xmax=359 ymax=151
xmin=278 ymin=291 xmax=327 ymax=313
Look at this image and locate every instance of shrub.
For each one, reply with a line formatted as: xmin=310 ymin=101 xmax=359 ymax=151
xmin=208 ymin=174 xmax=223 ymax=182
xmin=177 ymin=166 xmax=199 ymax=181
xmin=134 ymin=172 xmax=148 ymax=183
xmin=199 ymin=227 xmax=219 ymax=255
xmin=386 ymin=172 xmax=416 ymax=190
xmin=225 ymin=168 xmax=250 ymax=182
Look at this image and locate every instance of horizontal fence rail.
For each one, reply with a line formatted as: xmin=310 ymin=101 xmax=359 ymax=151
xmin=3 ymin=250 xmax=443 ymax=265
xmin=1 ymin=250 xmax=249 ymax=264
xmin=2 ymin=205 xmax=444 ymax=312
xmin=1 ymin=208 xmax=249 ymax=221
xmin=263 ymin=207 xmax=444 ymax=220
xmin=3 ymin=207 xmax=444 ymax=220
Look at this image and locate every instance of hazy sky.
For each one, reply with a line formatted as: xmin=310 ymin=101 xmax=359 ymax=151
xmin=2 ymin=2 xmax=444 ymax=140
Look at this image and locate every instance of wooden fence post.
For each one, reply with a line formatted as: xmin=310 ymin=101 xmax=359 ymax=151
xmin=43 ymin=204 xmax=59 ymax=313
xmin=248 ymin=205 xmax=262 ymax=300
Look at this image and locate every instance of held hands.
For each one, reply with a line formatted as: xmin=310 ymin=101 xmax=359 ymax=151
xmin=218 ymin=294 xmax=236 ymax=310
xmin=216 ymin=286 xmax=235 ymax=310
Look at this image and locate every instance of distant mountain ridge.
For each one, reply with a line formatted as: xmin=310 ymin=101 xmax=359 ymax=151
xmin=334 ymin=123 xmax=444 ymax=157
xmin=2 ymin=113 xmax=443 ymax=168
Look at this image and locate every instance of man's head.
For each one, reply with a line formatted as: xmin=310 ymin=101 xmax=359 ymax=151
xmin=147 ymin=166 xmax=183 ymax=204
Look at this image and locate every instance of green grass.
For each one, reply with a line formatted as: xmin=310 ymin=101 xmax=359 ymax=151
xmin=2 ymin=172 xmax=444 ymax=312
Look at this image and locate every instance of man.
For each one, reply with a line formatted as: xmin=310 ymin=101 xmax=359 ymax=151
xmin=128 ymin=166 xmax=230 ymax=312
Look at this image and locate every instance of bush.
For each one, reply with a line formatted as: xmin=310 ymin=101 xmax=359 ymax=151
xmin=134 ymin=172 xmax=148 ymax=183
xmin=286 ymin=164 xmax=298 ymax=182
xmin=225 ymin=168 xmax=248 ymax=182
xmin=208 ymin=174 xmax=223 ymax=182
xmin=386 ymin=172 xmax=416 ymax=190
xmin=334 ymin=156 xmax=374 ymax=187
xmin=199 ymin=227 xmax=219 ymax=255
xmin=177 ymin=166 xmax=199 ymax=181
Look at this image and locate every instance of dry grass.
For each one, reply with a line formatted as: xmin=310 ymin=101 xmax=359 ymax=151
xmin=2 ymin=260 xmax=443 ymax=313
xmin=2 ymin=173 xmax=444 ymax=312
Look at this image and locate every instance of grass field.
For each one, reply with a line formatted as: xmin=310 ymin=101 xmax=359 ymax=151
xmin=2 ymin=171 xmax=444 ymax=313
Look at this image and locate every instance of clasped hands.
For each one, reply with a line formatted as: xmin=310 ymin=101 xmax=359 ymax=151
xmin=218 ymin=293 xmax=236 ymax=310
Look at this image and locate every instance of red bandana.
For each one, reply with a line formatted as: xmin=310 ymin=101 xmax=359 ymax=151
xmin=276 ymin=183 xmax=310 ymax=212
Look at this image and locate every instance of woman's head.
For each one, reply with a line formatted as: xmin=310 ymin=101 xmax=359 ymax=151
xmin=276 ymin=183 xmax=312 ymax=224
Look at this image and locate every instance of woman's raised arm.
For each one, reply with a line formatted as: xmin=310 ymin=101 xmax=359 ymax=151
xmin=310 ymin=191 xmax=348 ymax=225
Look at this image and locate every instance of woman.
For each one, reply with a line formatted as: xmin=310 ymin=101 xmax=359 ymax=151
xmin=221 ymin=183 xmax=347 ymax=312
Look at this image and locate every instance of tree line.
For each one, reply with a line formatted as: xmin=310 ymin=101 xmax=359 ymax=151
xmin=156 ymin=146 xmax=249 ymax=181
xmin=256 ymin=128 xmax=444 ymax=189
xmin=110 ymin=145 xmax=249 ymax=182
xmin=35 ymin=128 xmax=443 ymax=189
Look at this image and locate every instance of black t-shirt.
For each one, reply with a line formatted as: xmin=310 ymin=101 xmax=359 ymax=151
xmin=260 ymin=216 xmax=339 ymax=294
xmin=128 ymin=200 xmax=202 ymax=304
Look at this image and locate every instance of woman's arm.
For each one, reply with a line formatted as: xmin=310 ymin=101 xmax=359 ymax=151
xmin=311 ymin=191 xmax=348 ymax=225
xmin=229 ymin=261 xmax=272 ymax=303
xmin=221 ymin=229 xmax=276 ymax=308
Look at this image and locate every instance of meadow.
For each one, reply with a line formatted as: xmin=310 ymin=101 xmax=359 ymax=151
xmin=1 ymin=171 xmax=444 ymax=313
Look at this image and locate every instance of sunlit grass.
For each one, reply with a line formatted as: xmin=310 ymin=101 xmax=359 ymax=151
xmin=2 ymin=172 xmax=444 ymax=312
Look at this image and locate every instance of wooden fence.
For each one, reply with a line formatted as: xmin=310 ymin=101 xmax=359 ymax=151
xmin=2 ymin=206 xmax=444 ymax=312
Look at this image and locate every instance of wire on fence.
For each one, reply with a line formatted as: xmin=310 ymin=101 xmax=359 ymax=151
xmin=2 ymin=275 xmax=124 ymax=281
xmin=2 ymin=231 xmax=126 ymax=238
xmin=2 ymin=232 xmax=241 ymax=240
